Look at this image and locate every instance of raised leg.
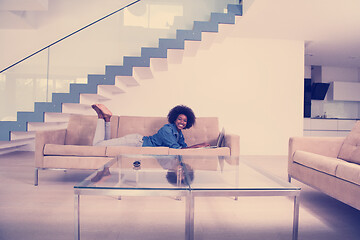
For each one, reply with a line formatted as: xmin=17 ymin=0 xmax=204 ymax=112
xmin=91 ymin=104 xmax=112 ymax=122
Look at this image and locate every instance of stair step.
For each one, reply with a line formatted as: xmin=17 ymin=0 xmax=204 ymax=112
xmin=199 ymin=32 xmax=218 ymax=50
xmin=218 ymin=21 xmax=236 ymax=35
xmin=0 ymin=138 xmax=33 ymax=150
xmin=27 ymin=122 xmax=68 ymax=131
xmin=116 ymin=76 xmax=140 ymax=87
xmin=10 ymin=131 xmax=36 ymax=141
xmin=184 ymin=40 xmax=202 ymax=57
xmin=150 ymin=58 xmax=168 ymax=72
xmin=61 ymin=103 xmax=95 ymax=115
xmin=133 ymin=67 xmax=153 ymax=80
xmin=98 ymin=85 xmax=126 ymax=95
xmin=167 ymin=49 xmax=184 ymax=64
xmin=44 ymin=112 xmax=71 ymax=123
xmin=80 ymin=93 xmax=111 ymax=105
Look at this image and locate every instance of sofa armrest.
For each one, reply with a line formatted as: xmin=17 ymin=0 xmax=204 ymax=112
xmin=225 ymin=134 xmax=240 ymax=156
xmin=35 ymin=129 xmax=67 ymax=168
xmin=288 ymin=136 xmax=345 ymax=167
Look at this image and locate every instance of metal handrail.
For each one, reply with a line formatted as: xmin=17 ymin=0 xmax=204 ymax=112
xmin=0 ymin=0 xmax=142 ymax=74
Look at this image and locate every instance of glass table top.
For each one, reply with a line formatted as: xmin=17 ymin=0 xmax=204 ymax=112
xmin=74 ymin=155 xmax=300 ymax=192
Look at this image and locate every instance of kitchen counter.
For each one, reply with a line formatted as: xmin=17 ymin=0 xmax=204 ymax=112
xmin=310 ymin=117 xmax=360 ymax=120
xmin=304 ymin=118 xmax=358 ymax=137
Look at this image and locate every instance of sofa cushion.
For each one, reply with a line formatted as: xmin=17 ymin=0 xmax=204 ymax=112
xmin=338 ymin=121 xmax=360 ymax=164
xmin=293 ymin=150 xmax=342 ymax=176
xmin=44 ymin=144 xmax=107 ymax=157
xmin=65 ymin=115 xmax=119 ymax=146
xmin=106 ymin=146 xmax=169 ymax=156
xmin=65 ymin=115 xmax=97 ymax=145
xmin=336 ymin=161 xmax=360 ymax=186
xmin=169 ymin=147 xmax=230 ymax=156
xmin=43 ymin=156 xmax=110 ymax=169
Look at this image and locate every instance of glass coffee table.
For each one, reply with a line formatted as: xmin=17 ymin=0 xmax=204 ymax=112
xmin=74 ymin=155 xmax=301 ymax=240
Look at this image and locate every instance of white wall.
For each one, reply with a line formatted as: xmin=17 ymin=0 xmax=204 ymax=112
xmin=311 ymin=65 xmax=322 ymax=83
xmin=106 ymin=37 xmax=304 ymax=155
xmin=304 ymin=65 xmax=311 ymax=79
xmin=321 ymin=66 xmax=359 ymax=83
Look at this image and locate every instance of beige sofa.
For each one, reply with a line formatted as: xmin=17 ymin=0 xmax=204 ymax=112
xmin=35 ymin=114 xmax=240 ymax=185
xmin=288 ymin=121 xmax=360 ymax=210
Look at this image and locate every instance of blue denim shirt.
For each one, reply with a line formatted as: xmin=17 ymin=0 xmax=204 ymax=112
xmin=142 ymin=123 xmax=187 ymax=149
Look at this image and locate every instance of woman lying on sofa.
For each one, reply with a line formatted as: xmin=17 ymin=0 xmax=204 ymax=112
xmin=91 ymin=104 xmax=210 ymax=149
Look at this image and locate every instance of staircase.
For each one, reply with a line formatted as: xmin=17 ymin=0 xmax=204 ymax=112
xmin=0 ymin=3 xmax=242 ymax=152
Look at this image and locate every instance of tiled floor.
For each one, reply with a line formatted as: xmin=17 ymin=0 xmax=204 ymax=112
xmin=0 ymin=151 xmax=359 ymax=240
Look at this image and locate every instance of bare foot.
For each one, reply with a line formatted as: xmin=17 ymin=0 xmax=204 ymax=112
xmin=91 ymin=104 xmax=112 ymax=121
xmin=92 ymin=104 xmax=104 ymax=119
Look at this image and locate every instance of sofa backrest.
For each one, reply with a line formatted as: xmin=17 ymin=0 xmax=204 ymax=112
xmin=65 ymin=114 xmax=119 ymax=145
xmin=117 ymin=116 xmax=220 ymax=147
xmin=117 ymin=116 xmax=168 ymax=138
xmin=338 ymin=120 xmax=360 ymax=164
xmin=64 ymin=114 xmax=220 ymax=147
xmin=183 ymin=117 xmax=220 ymax=146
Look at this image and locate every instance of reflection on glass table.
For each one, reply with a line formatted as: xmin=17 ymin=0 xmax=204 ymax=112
xmin=74 ymin=154 xmax=300 ymax=240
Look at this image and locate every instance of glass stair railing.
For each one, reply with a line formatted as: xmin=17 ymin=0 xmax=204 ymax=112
xmin=0 ymin=0 xmax=242 ymax=141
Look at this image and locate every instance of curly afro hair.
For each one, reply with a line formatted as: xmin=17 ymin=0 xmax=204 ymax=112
xmin=167 ymin=105 xmax=196 ymax=129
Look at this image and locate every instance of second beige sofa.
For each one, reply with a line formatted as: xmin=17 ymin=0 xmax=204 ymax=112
xmin=288 ymin=121 xmax=360 ymax=210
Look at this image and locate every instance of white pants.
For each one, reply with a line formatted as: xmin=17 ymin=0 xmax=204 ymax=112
xmin=92 ymin=119 xmax=143 ymax=147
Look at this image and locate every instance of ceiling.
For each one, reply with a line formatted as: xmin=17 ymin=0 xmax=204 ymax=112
xmin=0 ymin=0 xmax=48 ymax=29
xmin=232 ymin=0 xmax=360 ymax=68
xmin=1 ymin=0 xmax=360 ymax=68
